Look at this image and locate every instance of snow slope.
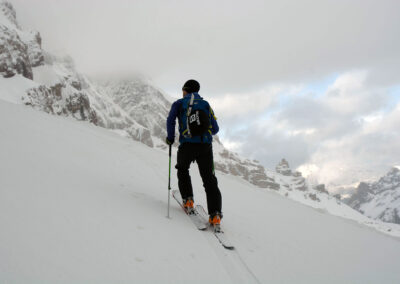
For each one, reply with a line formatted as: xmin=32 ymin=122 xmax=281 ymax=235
xmin=0 ymin=74 xmax=38 ymax=103
xmin=1 ymin=100 xmax=400 ymax=284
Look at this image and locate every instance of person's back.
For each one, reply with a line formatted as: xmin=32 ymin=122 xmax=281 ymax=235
xmin=166 ymin=79 xmax=223 ymax=229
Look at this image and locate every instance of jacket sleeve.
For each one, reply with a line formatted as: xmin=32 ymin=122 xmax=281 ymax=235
xmin=166 ymin=100 xmax=180 ymax=141
xmin=209 ymin=107 xmax=219 ymax=135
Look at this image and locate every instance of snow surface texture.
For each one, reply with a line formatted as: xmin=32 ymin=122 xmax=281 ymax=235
xmin=1 ymin=100 xmax=400 ymax=283
xmin=345 ymin=168 xmax=400 ymax=224
xmin=0 ymin=74 xmax=38 ymax=103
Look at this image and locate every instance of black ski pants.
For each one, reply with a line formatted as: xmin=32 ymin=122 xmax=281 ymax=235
xmin=176 ymin=142 xmax=222 ymax=216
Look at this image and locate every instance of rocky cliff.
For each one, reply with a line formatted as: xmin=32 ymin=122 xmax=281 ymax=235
xmin=0 ymin=1 xmax=43 ymax=79
xmin=344 ymin=167 xmax=400 ymax=224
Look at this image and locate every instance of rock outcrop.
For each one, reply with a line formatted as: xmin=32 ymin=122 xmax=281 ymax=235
xmin=214 ymin=148 xmax=280 ymax=190
xmin=276 ymin=158 xmax=292 ymax=176
xmin=22 ymin=83 xmax=97 ymax=123
xmin=345 ymin=167 xmax=400 ymax=224
xmin=275 ymin=159 xmax=308 ymax=191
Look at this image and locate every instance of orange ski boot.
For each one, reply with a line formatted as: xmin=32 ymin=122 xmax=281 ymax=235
xmin=182 ymin=197 xmax=195 ymax=214
xmin=209 ymin=213 xmax=222 ymax=232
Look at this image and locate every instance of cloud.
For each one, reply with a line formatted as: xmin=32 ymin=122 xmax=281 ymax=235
xmin=270 ymin=71 xmax=390 ymax=145
xmin=219 ymin=70 xmax=400 ymax=188
xmin=208 ymin=85 xmax=288 ymax=119
xmin=11 ymin=0 xmax=400 ymax=94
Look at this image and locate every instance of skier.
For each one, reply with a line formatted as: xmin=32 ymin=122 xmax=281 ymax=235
xmin=166 ymin=79 xmax=222 ymax=228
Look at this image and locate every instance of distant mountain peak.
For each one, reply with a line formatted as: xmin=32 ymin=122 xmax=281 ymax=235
xmin=276 ymin=158 xmax=292 ymax=176
xmin=345 ymin=167 xmax=400 ymax=224
xmin=387 ymin=166 xmax=400 ymax=176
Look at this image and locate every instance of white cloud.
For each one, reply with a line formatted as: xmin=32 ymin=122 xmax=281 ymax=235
xmin=220 ymin=71 xmax=400 ymax=188
xmin=11 ymin=0 xmax=400 ymax=93
xmin=328 ymin=71 xmax=366 ymax=94
xmin=325 ymin=70 xmax=388 ymax=117
xmin=208 ymin=86 xmax=284 ymax=118
xmin=288 ymin=128 xmax=317 ymax=137
xmin=219 ymin=138 xmax=243 ymax=153
xmin=296 ymin=163 xmax=319 ymax=178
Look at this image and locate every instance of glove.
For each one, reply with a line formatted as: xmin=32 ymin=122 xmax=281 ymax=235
xmin=165 ymin=137 xmax=174 ymax=145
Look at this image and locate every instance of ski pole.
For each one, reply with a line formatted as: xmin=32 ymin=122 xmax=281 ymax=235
xmin=167 ymin=144 xmax=172 ymax=218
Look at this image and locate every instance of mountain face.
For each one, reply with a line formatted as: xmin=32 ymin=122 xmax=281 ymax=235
xmin=0 ymin=1 xmax=95 ymax=123
xmin=0 ymin=1 xmax=43 ymax=79
xmin=98 ymin=78 xmax=172 ymax=148
xmin=344 ymin=167 xmax=400 ymax=224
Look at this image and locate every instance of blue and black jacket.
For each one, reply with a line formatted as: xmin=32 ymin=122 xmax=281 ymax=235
xmin=167 ymin=93 xmax=219 ymax=144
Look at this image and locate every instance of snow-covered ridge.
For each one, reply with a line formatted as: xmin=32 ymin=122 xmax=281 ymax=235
xmin=344 ymin=167 xmax=400 ymax=224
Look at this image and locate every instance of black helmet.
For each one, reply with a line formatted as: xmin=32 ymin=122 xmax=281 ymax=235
xmin=182 ymin=79 xmax=200 ymax=93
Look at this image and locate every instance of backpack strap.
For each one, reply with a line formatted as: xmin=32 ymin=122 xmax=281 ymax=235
xmin=185 ymin=93 xmax=195 ymax=138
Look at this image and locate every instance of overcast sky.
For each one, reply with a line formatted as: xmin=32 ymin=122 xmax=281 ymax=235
xmin=11 ymin=0 xmax=400 ymax=189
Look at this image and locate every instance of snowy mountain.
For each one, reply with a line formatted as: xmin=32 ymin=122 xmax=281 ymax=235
xmin=1 ymin=0 xmax=400 ymax=240
xmin=344 ymin=167 xmax=400 ymax=224
xmin=97 ymin=77 xmax=174 ymax=148
xmin=257 ymin=158 xmax=400 ymax=235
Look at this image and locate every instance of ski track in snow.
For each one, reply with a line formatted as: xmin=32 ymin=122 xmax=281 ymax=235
xmin=202 ymin=232 xmax=261 ymax=284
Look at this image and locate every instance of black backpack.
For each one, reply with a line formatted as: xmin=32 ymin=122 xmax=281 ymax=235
xmin=180 ymin=94 xmax=210 ymax=138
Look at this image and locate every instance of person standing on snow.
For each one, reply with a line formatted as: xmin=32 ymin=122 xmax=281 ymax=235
xmin=165 ymin=79 xmax=222 ymax=228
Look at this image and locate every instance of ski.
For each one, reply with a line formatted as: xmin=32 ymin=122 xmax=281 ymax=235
xmin=172 ymin=190 xmax=207 ymax=230
xmin=171 ymin=190 xmax=234 ymax=249
xmin=196 ymin=205 xmax=235 ymax=250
